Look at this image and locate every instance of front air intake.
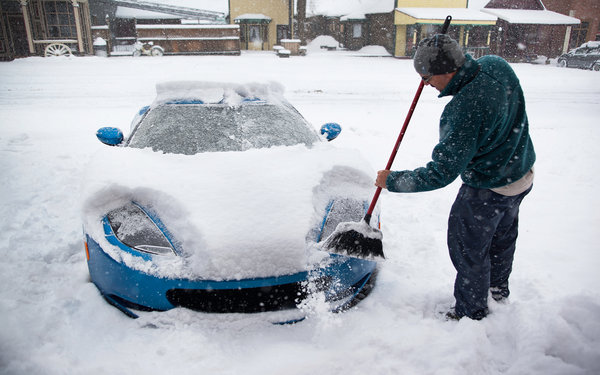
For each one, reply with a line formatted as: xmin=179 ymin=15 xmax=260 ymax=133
xmin=166 ymin=282 xmax=307 ymax=313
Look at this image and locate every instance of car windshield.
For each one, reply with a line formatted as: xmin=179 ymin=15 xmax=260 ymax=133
xmin=127 ymin=102 xmax=320 ymax=155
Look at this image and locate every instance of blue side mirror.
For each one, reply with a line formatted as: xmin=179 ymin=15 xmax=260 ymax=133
xmin=320 ymin=123 xmax=342 ymax=141
xmin=96 ymin=127 xmax=124 ymax=146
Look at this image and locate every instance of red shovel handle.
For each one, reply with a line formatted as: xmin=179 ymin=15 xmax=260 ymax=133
xmin=364 ymin=15 xmax=452 ymax=223
xmin=365 ymin=80 xmax=425 ymax=222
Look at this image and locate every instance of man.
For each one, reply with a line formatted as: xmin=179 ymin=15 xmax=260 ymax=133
xmin=375 ymin=34 xmax=535 ymax=320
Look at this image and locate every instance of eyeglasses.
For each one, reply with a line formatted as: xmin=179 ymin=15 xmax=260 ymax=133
xmin=421 ymin=74 xmax=433 ymax=83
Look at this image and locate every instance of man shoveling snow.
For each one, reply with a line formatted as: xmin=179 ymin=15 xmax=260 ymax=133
xmin=375 ymin=34 xmax=536 ymax=321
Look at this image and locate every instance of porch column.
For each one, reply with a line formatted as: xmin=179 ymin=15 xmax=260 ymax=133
xmin=19 ymin=0 xmax=35 ymax=53
xmin=71 ymin=0 xmax=84 ymax=53
xmin=563 ymin=10 xmax=576 ymax=54
xmin=393 ymin=25 xmax=407 ymax=57
xmin=563 ymin=26 xmax=572 ymax=54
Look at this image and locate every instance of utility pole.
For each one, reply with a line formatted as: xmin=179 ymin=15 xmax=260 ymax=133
xmin=297 ymin=0 xmax=306 ymax=42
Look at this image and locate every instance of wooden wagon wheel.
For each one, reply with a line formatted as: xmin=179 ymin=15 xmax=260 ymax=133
xmin=44 ymin=43 xmax=73 ymax=57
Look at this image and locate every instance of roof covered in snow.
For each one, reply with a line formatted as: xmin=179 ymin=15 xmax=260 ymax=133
xmin=125 ymin=0 xmax=227 ymax=13
xmin=306 ymin=0 xmax=395 ymax=18
xmin=116 ymin=6 xmax=179 ymax=19
xmin=481 ymin=8 xmax=580 ymax=25
xmin=467 ymin=0 xmax=491 ymax=9
xmin=113 ymin=0 xmax=580 ymax=27
xmin=113 ymin=0 xmax=227 ymax=20
xmin=305 ymin=0 xmax=492 ymax=18
xmin=234 ymin=14 xmax=272 ymax=22
xmin=304 ymin=0 xmax=581 ymax=28
xmin=396 ymin=8 xmax=497 ymax=23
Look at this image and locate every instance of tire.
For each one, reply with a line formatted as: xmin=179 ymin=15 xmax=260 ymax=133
xmin=593 ymin=63 xmax=600 ymax=72
xmin=132 ymin=50 xmax=142 ymax=57
xmin=333 ymin=268 xmax=379 ymax=313
xmin=558 ymin=59 xmax=567 ymax=68
xmin=151 ymin=47 xmax=164 ymax=57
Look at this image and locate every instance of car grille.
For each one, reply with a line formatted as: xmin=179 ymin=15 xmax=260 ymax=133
xmin=166 ymin=282 xmax=307 ymax=313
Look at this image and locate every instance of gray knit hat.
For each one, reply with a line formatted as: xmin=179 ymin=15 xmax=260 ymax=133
xmin=413 ymin=34 xmax=466 ymax=75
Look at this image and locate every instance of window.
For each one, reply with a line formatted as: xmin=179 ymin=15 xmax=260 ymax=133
xmin=570 ymin=21 xmax=589 ymax=48
xmin=238 ymin=23 xmax=268 ymax=47
xmin=353 ymin=23 xmax=362 ymax=38
xmin=276 ymin=25 xmax=289 ymax=44
xmin=44 ymin=1 xmax=76 ymax=38
xmin=249 ymin=26 xmax=260 ymax=43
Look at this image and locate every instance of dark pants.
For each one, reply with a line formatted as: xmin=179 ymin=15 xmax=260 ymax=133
xmin=448 ymin=184 xmax=532 ymax=319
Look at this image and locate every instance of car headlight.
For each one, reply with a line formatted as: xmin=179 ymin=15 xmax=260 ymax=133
xmin=106 ymin=202 xmax=175 ymax=256
xmin=318 ymin=198 xmax=366 ymax=242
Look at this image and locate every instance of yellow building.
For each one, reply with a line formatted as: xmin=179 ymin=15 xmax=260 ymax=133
xmin=229 ymin=0 xmax=293 ymax=51
xmin=394 ymin=0 xmax=497 ymax=57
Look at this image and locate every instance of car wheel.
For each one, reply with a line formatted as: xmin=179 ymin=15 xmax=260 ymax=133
xmin=593 ymin=63 xmax=600 ymax=72
xmin=151 ymin=47 xmax=164 ymax=57
xmin=558 ymin=59 xmax=567 ymax=68
xmin=132 ymin=50 xmax=142 ymax=57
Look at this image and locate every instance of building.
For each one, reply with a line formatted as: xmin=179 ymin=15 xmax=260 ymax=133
xmin=481 ymin=0 xmax=580 ymax=60
xmin=0 ymin=0 xmax=94 ymax=60
xmin=89 ymin=0 xmax=239 ymax=56
xmin=301 ymin=0 xmax=583 ymax=61
xmin=301 ymin=0 xmax=498 ymax=58
xmin=394 ymin=0 xmax=498 ymax=58
xmin=1 ymin=0 xmax=594 ymax=61
xmin=229 ymin=0 xmax=293 ymax=51
xmin=302 ymin=0 xmax=396 ymax=53
xmin=542 ymin=0 xmax=600 ymax=49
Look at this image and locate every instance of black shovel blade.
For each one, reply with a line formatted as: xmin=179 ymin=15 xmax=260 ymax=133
xmin=322 ymin=219 xmax=385 ymax=259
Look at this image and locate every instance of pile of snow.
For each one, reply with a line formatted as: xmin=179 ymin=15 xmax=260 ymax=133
xmin=354 ymin=45 xmax=391 ymax=57
xmin=306 ymin=35 xmax=340 ymax=52
xmin=81 ymin=143 xmax=374 ymax=280
xmin=306 ymin=36 xmax=390 ymax=57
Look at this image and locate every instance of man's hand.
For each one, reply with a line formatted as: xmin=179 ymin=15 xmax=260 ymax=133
xmin=375 ymin=170 xmax=391 ymax=189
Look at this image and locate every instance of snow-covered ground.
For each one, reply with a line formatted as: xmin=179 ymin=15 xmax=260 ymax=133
xmin=1 ymin=48 xmax=599 ymax=374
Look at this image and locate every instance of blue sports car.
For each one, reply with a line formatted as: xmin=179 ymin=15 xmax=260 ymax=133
xmin=82 ymin=81 xmax=380 ymax=322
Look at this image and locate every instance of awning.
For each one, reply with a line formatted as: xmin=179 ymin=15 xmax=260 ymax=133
xmin=481 ymin=9 xmax=580 ymax=25
xmin=395 ymin=7 xmax=497 ymax=26
xmin=234 ymin=14 xmax=272 ymax=24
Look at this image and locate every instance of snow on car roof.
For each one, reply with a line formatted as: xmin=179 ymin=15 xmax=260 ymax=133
xmin=154 ymin=81 xmax=285 ymax=106
xmin=581 ymin=41 xmax=600 ymax=48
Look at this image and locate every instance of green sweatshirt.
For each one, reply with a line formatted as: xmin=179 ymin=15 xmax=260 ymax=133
xmin=387 ymin=54 xmax=536 ymax=192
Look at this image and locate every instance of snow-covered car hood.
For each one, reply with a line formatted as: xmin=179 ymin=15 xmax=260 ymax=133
xmin=81 ymin=143 xmax=375 ymax=281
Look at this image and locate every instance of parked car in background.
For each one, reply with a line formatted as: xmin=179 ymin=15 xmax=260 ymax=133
xmin=82 ymin=81 xmax=380 ymax=323
xmin=557 ymin=41 xmax=600 ymax=71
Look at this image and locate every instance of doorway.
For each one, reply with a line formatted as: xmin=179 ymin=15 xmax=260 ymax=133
xmin=7 ymin=15 xmax=29 ymax=57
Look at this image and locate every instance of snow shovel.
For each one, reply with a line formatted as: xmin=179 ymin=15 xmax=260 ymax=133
xmin=322 ymin=16 xmax=452 ymax=260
